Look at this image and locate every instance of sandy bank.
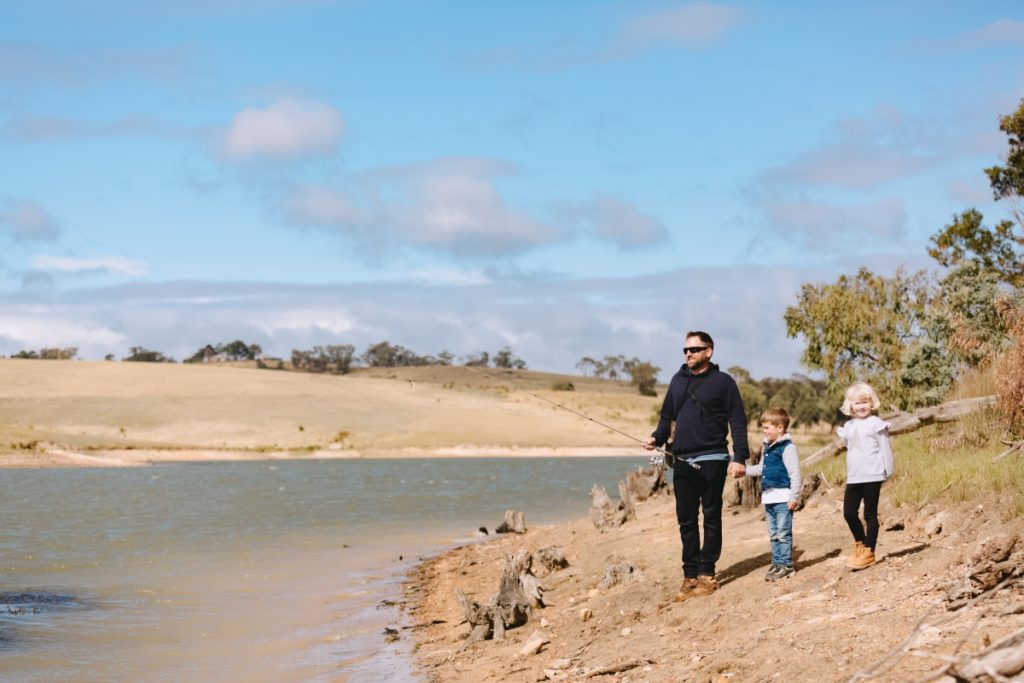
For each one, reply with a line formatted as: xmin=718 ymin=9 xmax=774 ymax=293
xmin=403 ymin=483 xmax=1024 ymax=682
xmin=0 ymin=444 xmax=646 ymax=468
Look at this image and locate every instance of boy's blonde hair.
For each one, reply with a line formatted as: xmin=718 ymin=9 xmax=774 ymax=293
xmin=841 ymin=382 xmax=881 ymax=416
xmin=760 ymin=406 xmax=791 ymax=431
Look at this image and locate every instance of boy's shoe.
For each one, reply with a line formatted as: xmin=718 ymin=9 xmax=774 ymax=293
xmin=671 ymin=577 xmax=699 ymax=602
xmin=765 ymin=564 xmax=780 ymax=581
xmin=848 ymin=545 xmax=876 ymax=570
xmin=773 ymin=565 xmax=795 ymax=580
xmin=846 ymin=541 xmax=866 ymax=568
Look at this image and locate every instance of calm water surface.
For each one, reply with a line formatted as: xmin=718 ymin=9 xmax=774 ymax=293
xmin=0 ymin=457 xmax=644 ymax=682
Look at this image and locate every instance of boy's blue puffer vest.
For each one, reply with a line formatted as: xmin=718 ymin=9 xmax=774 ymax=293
xmin=761 ymin=438 xmax=792 ymax=490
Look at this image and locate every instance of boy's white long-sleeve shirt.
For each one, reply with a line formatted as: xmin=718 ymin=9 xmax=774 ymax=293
xmin=744 ymin=434 xmax=803 ymax=504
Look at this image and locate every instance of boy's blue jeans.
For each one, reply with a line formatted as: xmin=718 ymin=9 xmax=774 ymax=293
xmin=764 ymin=502 xmax=793 ymax=567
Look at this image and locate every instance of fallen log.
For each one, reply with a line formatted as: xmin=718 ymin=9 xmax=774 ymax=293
xmin=801 ymin=395 xmax=997 ymax=467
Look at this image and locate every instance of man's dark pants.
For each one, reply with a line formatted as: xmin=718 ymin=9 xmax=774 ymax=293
xmin=672 ymin=459 xmax=729 ymax=578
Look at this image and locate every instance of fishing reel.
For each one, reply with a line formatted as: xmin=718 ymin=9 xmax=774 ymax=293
xmin=648 ymin=451 xmax=699 ymax=470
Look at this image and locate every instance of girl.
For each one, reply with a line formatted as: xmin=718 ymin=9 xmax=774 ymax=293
xmin=837 ymin=382 xmax=894 ymax=570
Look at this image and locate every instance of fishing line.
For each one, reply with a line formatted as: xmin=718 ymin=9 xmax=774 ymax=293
xmin=457 ymin=365 xmax=696 ymax=469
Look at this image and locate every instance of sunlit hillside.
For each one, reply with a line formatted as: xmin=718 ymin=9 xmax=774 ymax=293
xmin=0 ymin=360 xmax=666 ymax=462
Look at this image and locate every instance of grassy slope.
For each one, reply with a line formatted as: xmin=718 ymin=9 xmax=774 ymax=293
xmin=0 ymin=360 xmax=664 ymax=454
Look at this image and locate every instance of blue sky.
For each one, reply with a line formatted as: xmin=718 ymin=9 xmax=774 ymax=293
xmin=1 ymin=1 xmax=1022 ymax=379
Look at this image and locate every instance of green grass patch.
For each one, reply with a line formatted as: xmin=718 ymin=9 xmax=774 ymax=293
xmin=807 ymin=409 xmax=1024 ymax=519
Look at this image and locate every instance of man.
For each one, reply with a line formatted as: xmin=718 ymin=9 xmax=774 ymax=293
xmin=644 ymin=330 xmax=749 ymax=602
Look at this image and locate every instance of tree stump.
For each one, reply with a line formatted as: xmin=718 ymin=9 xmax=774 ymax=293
xmin=535 ymin=545 xmax=568 ymax=573
xmin=624 ymin=464 xmax=667 ymax=501
xmin=491 ymin=550 xmax=536 ymax=640
xmin=589 ymin=484 xmax=633 ymax=531
xmin=455 ymin=550 xmax=541 ymax=644
xmin=495 ymin=509 xmax=526 ymax=534
xmin=455 ymin=588 xmax=493 ymax=646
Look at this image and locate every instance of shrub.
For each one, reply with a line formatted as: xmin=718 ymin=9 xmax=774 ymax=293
xmin=996 ymin=299 xmax=1024 ymax=433
xmin=551 ymin=381 xmax=575 ymax=391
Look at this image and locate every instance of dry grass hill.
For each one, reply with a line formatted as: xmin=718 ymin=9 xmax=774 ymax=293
xmin=0 ymin=359 xmax=672 ymax=466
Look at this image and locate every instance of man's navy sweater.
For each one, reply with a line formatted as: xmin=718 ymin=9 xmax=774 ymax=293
xmin=650 ymin=362 xmax=749 ymax=463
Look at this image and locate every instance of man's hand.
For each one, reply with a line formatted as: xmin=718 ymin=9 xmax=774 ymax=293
xmin=642 ymin=436 xmax=656 ymax=451
xmin=728 ymin=461 xmax=746 ymax=478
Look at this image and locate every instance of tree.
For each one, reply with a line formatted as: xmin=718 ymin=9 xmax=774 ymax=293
xmin=986 ymin=98 xmax=1024 ymax=230
xmin=362 ymin=341 xmax=426 ymax=367
xmin=323 ymin=344 xmax=355 ymax=374
xmin=767 ymin=376 xmax=826 ymax=430
xmin=784 ymin=267 xmax=932 ymax=408
xmin=928 ymin=98 xmax=1024 ymax=286
xmin=492 ymin=346 xmax=527 ymax=370
xmin=622 ymin=358 xmax=660 ymax=396
xmin=600 ymin=355 xmax=625 ymax=381
xmin=575 ymin=356 xmax=599 ymax=378
xmin=123 ymin=347 xmax=174 ymax=363
xmin=463 ymin=351 xmax=489 ymax=367
xmin=927 ymin=209 xmax=1021 ymax=286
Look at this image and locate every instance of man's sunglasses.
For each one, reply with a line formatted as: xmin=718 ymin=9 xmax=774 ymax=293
xmin=684 ymin=346 xmax=710 ymax=355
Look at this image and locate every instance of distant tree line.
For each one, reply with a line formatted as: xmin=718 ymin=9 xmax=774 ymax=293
xmin=728 ymin=368 xmax=840 ymax=429
xmin=286 ymin=341 xmax=528 ymax=375
xmin=184 ymin=340 xmax=263 ymax=363
xmin=8 ymin=347 xmax=79 ymax=360
xmin=575 ymin=354 xmax=660 ymax=397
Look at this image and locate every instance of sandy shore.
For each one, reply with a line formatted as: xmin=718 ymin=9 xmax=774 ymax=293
xmin=0 ymin=444 xmax=645 ymax=468
xmin=403 ymin=483 xmax=1024 ymax=682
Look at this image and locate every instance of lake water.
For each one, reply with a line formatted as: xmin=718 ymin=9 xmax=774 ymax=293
xmin=0 ymin=457 xmax=645 ymax=682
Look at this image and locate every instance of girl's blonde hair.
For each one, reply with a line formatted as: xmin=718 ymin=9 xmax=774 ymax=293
xmin=841 ymin=382 xmax=881 ymax=416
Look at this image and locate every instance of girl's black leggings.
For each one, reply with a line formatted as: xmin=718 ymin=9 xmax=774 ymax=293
xmin=843 ymin=481 xmax=883 ymax=550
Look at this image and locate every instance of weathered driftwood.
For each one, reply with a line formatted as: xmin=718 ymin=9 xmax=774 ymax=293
xmin=993 ymin=439 xmax=1024 ymax=463
xmin=940 ymin=626 xmax=1024 ymax=682
xmin=495 ymin=509 xmax=526 ymax=534
xmin=801 ymin=395 xmax=997 ymax=467
xmin=589 ymin=483 xmax=635 ymax=531
xmin=455 ymin=549 xmax=541 ymax=645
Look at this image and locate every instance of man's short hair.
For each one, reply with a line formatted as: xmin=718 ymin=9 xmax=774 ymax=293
xmin=760 ymin=407 xmax=790 ymax=431
xmin=685 ymin=330 xmax=714 ymax=349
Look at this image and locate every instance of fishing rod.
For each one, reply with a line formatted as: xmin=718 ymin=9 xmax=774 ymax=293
xmin=457 ymin=364 xmax=698 ymax=470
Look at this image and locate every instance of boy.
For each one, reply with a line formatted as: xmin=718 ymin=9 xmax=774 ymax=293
xmin=743 ymin=407 xmax=802 ymax=580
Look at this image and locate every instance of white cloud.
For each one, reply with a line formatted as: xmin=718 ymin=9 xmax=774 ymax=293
xmin=0 ymin=266 xmax=822 ymax=379
xmin=222 ymin=99 xmax=343 ymax=160
xmin=766 ymin=143 xmax=935 ymax=190
xmin=0 ymin=311 xmax=126 ymax=353
xmin=624 ymin=2 xmax=743 ymax=48
xmin=556 ymin=193 xmax=669 ymax=249
xmin=0 ymin=198 xmax=61 ymax=241
xmin=761 ymin=198 xmax=907 ymax=248
xmin=286 ymin=159 xmax=671 ymax=257
xmin=286 ymin=157 xmax=566 ymax=256
xmin=31 ymin=255 xmax=148 ymax=276
xmin=951 ymin=19 xmax=1024 ymax=49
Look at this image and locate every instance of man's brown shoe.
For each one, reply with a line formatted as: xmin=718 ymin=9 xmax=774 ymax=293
xmin=672 ymin=578 xmax=699 ymax=602
xmin=690 ymin=575 xmax=718 ymax=597
xmin=849 ymin=545 xmax=876 ymax=570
